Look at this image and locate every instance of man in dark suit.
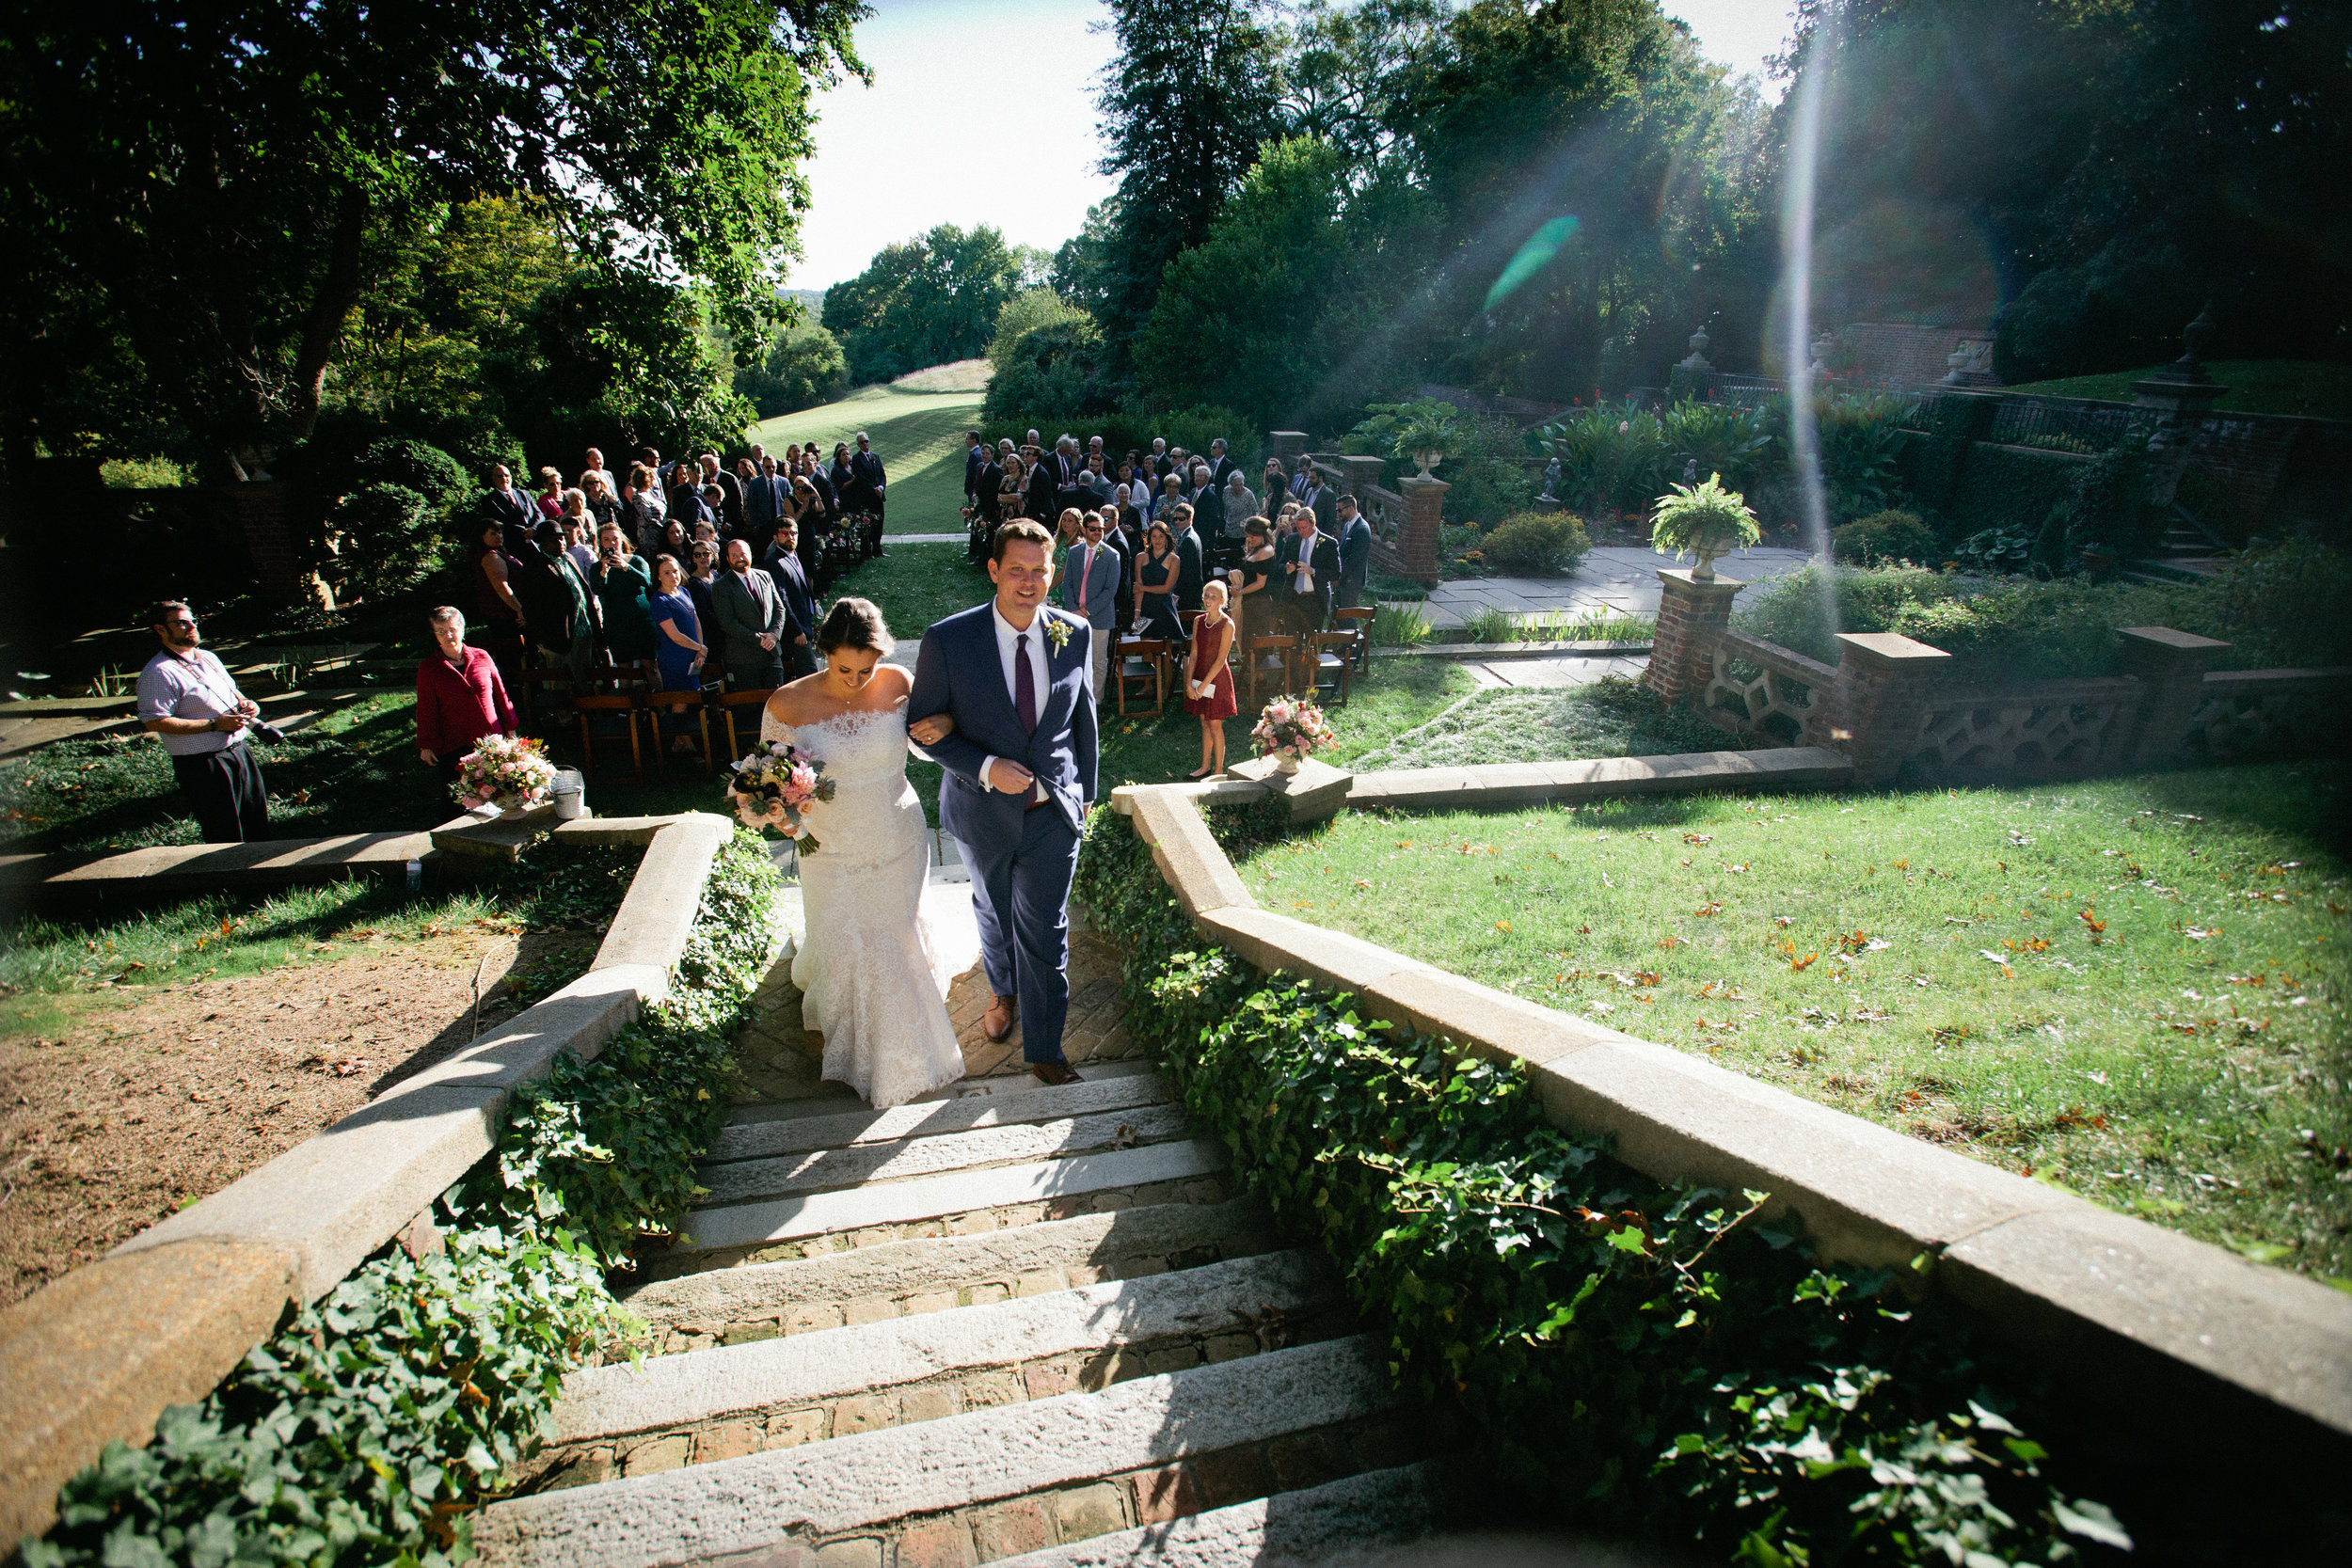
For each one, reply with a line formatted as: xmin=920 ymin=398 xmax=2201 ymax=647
xmin=667 ymin=463 xmax=713 ymax=532
xmin=482 ymin=463 xmax=533 ymax=550
xmin=848 ymin=431 xmax=888 ymax=557
xmin=907 ymin=519 xmax=1099 ymax=1085
xmin=962 ymin=431 xmax=988 ymax=511
xmin=1168 ymin=501 xmax=1206 ymax=615
xmin=1276 ymin=506 xmax=1341 ymax=632
xmin=1335 ymin=494 xmax=1375 ymax=610
xmin=1300 ymin=467 xmax=1339 ymax=537
xmin=1205 ymin=438 xmax=1240 ymax=492
xmin=1047 ymin=436 xmax=1089 ymax=517
xmin=746 ymin=455 xmax=790 ymax=554
xmin=762 ymin=517 xmax=819 ymax=679
xmin=703 ymin=451 xmax=747 ymax=538
xmin=969 ymin=447 xmax=1006 ymax=562
xmin=1183 ymin=464 xmax=1225 ymax=568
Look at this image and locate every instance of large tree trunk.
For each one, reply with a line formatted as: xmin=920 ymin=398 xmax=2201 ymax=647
xmin=285 ymin=187 xmax=369 ymax=445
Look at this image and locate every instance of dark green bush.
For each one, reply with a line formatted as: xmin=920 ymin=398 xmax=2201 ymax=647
xmin=357 ymin=437 xmax=469 ymax=514
xmin=1480 ymin=511 xmax=1592 ymax=577
xmin=329 ymin=483 xmax=439 ymax=602
xmin=1831 ymin=508 xmax=1940 ymax=565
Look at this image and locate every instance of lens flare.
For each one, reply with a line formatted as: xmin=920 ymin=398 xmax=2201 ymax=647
xmin=1779 ymin=31 xmax=1838 ymax=638
xmin=1485 ymin=215 xmax=1581 ymax=313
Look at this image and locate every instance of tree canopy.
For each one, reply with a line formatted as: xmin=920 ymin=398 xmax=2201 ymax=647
xmin=821 ymin=225 xmax=1041 ymax=386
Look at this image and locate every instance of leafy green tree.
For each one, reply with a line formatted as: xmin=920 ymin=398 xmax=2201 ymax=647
xmin=981 ymin=320 xmax=1117 ymax=429
xmin=989 ymin=289 xmax=1094 ymax=374
xmin=821 ymin=225 xmax=1036 ymax=385
xmin=735 ymin=322 xmax=850 ymax=418
xmin=1266 ymin=0 xmax=1452 ymax=176
xmin=1090 ymin=0 xmax=1283 ymax=363
xmin=0 ymin=1 xmax=864 ymax=478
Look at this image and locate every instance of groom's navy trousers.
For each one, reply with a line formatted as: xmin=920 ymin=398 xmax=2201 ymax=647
xmin=908 ymin=602 xmax=1099 ymax=1065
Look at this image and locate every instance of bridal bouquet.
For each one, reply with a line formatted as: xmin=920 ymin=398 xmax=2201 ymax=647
xmin=1250 ymin=695 xmax=1334 ymax=768
xmin=452 ymin=733 xmax=557 ymax=811
xmin=727 ymin=741 xmax=837 ymax=851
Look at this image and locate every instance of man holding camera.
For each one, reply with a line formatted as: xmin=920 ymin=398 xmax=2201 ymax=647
xmin=137 ymin=599 xmax=273 ymax=843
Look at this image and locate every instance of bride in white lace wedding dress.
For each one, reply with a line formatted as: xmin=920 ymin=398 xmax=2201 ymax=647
xmin=761 ymin=600 xmax=965 ymax=1109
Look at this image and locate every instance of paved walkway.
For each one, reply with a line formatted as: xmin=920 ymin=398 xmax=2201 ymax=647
xmin=1456 ymin=651 xmax=1651 ymax=690
xmin=1418 ymin=545 xmax=1814 ymax=629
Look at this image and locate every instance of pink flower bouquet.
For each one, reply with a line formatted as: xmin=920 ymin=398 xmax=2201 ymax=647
xmin=726 ymin=741 xmax=837 ymax=851
xmin=452 ymin=734 xmax=557 ymax=811
xmin=1250 ymin=695 xmax=1334 ymax=764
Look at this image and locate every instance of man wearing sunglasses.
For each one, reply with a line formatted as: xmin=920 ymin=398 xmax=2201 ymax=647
xmin=136 ymin=600 xmax=272 ymax=842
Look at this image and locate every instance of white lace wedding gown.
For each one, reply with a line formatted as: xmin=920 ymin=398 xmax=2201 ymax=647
xmin=762 ymin=705 xmax=965 ymax=1108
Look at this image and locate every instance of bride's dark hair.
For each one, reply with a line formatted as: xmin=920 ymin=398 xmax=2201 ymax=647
xmin=816 ymin=596 xmax=894 ymax=657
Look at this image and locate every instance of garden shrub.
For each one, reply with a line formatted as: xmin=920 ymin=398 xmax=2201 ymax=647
xmin=1831 ymin=508 xmax=1939 ymax=565
xmin=357 ymin=437 xmax=469 ymax=515
xmin=329 ymin=483 xmax=437 ymax=602
xmin=1480 ymin=511 xmax=1591 ymax=577
xmin=27 ymin=828 xmax=780 ymax=1567
xmin=1072 ymin=812 xmax=2129 ymax=1566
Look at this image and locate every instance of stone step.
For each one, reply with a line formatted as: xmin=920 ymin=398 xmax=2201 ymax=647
xmin=708 ymin=1072 xmax=1177 ymax=1164
xmin=621 ymin=1197 xmax=1279 ymax=1353
xmin=698 ymin=1104 xmax=1198 ymax=1209
xmin=671 ymin=1141 xmax=1232 ymax=1265
xmin=470 ymin=1335 xmax=1400 ymax=1568
xmin=724 ymin=1059 xmax=1163 ymax=1129
xmin=528 ymin=1251 xmax=1345 ymax=1481
xmin=988 ymin=1460 xmax=1448 ymax=1568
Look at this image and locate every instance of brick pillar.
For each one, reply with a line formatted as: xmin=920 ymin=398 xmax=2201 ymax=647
xmin=1339 ymin=454 xmax=1387 ymax=501
xmin=1397 ymin=475 xmax=1447 ymax=585
xmin=219 ymin=482 xmax=329 ymax=608
xmin=1270 ymin=431 xmax=1308 ymax=469
xmin=1829 ymin=632 xmax=1950 ymax=784
xmin=1642 ymin=569 xmax=1744 ymax=704
xmin=2114 ymin=626 xmax=2229 ymax=768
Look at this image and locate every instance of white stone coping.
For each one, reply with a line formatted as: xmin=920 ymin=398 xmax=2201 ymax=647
xmin=0 ymin=811 xmax=739 ymax=1545
xmin=1115 ymin=768 xmax=2352 ymax=1454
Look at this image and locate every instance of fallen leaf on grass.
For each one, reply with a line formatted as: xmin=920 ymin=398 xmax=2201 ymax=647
xmin=1683 ymin=833 xmax=1713 ymax=845
xmin=1693 ymin=902 xmax=1724 ymax=917
xmin=1789 ymin=952 xmax=1818 ymax=972
xmin=2077 ymin=909 xmax=2106 ymax=933
xmin=1494 ymin=919 xmax=1513 ymax=933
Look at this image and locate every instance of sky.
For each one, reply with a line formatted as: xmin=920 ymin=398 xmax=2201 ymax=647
xmin=788 ymin=0 xmax=1797 ymax=292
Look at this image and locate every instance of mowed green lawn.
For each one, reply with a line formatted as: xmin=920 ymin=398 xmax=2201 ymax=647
xmin=749 ymin=383 xmax=984 ymax=537
xmin=1232 ymin=764 xmax=2352 ymax=1280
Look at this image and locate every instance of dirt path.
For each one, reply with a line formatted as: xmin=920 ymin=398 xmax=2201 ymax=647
xmin=0 ymin=930 xmax=592 ymax=1307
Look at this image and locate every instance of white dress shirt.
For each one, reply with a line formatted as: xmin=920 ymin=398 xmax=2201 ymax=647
xmin=983 ymin=600 xmax=1053 ymax=800
xmin=136 ymin=647 xmax=247 ymax=757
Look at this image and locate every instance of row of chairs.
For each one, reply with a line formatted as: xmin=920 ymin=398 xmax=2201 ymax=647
xmin=1112 ymin=606 xmax=1374 ymax=718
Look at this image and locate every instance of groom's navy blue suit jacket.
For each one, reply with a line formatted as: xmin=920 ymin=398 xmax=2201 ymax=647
xmin=909 ymin=604 xmax=1099 ymax=840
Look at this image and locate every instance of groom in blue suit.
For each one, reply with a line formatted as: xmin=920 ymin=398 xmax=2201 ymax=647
xmin=908 ymin=518 xmax=1100 ymax=1085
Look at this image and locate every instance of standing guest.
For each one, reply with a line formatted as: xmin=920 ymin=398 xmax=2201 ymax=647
xmin=1205 ymin=437 xmax=1239 ymax=491
xmin=482 ymin=463 xmax=532 ymax=549
xmin=850 ymin=431 xmax=888 ymax=555
xmin=1135 ymin=521 xmax=1184 ymax=645
xmin=560 ymin=513 xmax=596 ymax=579
xmin=469 ymin=516 xmax=529 ymax=696
xmin=702 ymin=451 xmax=747 ymax=537
xmin=1184 ymin=464 xmax=1224 ymax=561
xmin=1114 ymin=459 xmax=1140 ymax=505
xmin=1335 ymin=494 xmax=1375 ymax=610
xmin=1183 ymin=579 xmax=1238 ymax=779
xmin=1001 ymin=452 xmax=1035 ymax=525
xmin=827 ymin=441 xmax=858 ymax=531
xmin=559 ymin=486 xmax=594 ymax=545
xmin=1263 ymin=458 xmax=1289 ymax=509
xmin=137 ymin=600 xmax=270 ymax=843
xmin=970 ymin=443 xmax=1007 ymax=562
xmin=1277 ymin=506 xmax=1341 ymax=633
xmin=1061 ymin=511 xmax=1122 ymax=698
xmin=1168 ymin=501 xmax=1206 ymax=615
xmin=635 ymin=447 xmax=665 ymax=524
xmin=1288 ymin=461 xmax=1313 ymax=502
xmin=716 ymin=537 xmax=787 ymax=689
xmin=590 ymin=523 xmax=658 ymax=682
xmin=1232 ymin=516 xmax=1278 ymax=644
xmin=666 ymin=462 xmax=710 ymax=532
xmin=962 ymin=431 xmax=989 ymax=510
xmin=800 ymin=450 xmax=839 ymax=518
xmin=1102 ymin=489 xmax=1138 ymax=634
xmin=658 ymin=515 xmax=693 ymax=570
xmin=415 ymin=606 xmax=515 ymax=784
xmin=535 ymin=467 xmax=565 ymax=522
xmin=1146 ymin=436 xmax=1169 ymax=477
xmin=1024 ymin=446 xmax=1058 ymax=521
xmin=1301 ymin=466 xmax=1338 ymax=536
xmin=580 ymin=447 xmax=615 ymax=499
xmin=701 ymin=483 xmax=727 ymax=532
xmin=649 ymin=554 xmax=707 ymax=706
xmin=1080 ymin=451 xmax=1114 ymax=505
xmin=733 ymin=457 xmax=761 ymax=534
xmin=1047 ymin=436 xmax=1087 ymax=516
xmin=1152 ymin=471 xmax=1184 ymax=524
xmin=1220 ymin=468 xmax=1259 ymax=555
xmin=747 ymin=454 xmax=790 ymax=550
xmin=624 ymin=463 xmax=663 ymax=553
xmin=524 ymin=519 xmax=597 ymax=684
xmin=581 ymin=471 xmax=621 ymax=535
xmin=687 ymin=540 xmax=726 ymax=676
xmin=1056 ymin=506 xmax=1085 ymax=549
xmin=764 ymin=517 xmax=820 ymax=680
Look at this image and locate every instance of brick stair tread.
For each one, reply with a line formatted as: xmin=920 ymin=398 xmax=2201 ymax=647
xmin=680 ymin=1141 xmax=1231 ymax=1257
xmin=985 ymin=1460 xmax=1448 ymax=1568
xmin=620 ymin=1198 xmax=1278 ymax=1338
xmin=545 ymin=1250 xmax=1337 ymax=1447
xmin=724 ymin=1061 xmax=1162 ymax=1129
xmin=698 ymin=1104 xmax=1197 ymax=1208
xmin=708 ymin=1073 xmax=1176 ymax=1164
xmin=471 ymin=1335 xmax=1394 ymax=1568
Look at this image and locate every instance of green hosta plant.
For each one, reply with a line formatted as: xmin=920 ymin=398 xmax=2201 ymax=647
xmin=1649 ymin=471 xmax=1761 ymax=579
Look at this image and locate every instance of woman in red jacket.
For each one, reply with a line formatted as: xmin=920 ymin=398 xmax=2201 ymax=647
xmin=416 ymin=606 xmax=516 ymax=784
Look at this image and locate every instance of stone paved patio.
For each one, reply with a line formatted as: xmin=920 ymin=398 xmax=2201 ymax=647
xmin=1416 ymin=544 xmax=1815 ymax=629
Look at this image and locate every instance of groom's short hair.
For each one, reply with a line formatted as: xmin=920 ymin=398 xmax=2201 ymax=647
xmin=993 ymin=519 xmax=1052 ymax=562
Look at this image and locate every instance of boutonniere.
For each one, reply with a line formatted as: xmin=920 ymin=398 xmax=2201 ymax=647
xmin=1043 ymin=615 xmax=1073 ymax=654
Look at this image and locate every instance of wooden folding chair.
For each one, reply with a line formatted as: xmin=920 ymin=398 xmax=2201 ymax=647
xmin=1115 ymin=637 xmax=1168 ymax=719
xmin=1180 ymin=609 xmax=1203 ymax=645
xmin=573 ymin=693 xmax=644 ymax=784
xmin=581 ymin=663 xmax=649 ymax=690
xmin=645 ymin=689 xmax=715 ymax=777
xmin=515 ymin=666 xmax=574 ymax=724
xmin=1310 ymin=631 xmax=1357 ymax=706
xmin=1332 ymin=606 xmax=1376 ymax=676
xmin=1247 ymin=635 xmax=1299 ymax=709
xmin=720 ymin=689 xmax=774 ymax=761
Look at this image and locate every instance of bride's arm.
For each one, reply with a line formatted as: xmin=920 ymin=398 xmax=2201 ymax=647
xmin=894 ymin=665 xmax=955 ymax=749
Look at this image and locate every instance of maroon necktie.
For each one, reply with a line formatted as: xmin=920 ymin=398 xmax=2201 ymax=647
xmin=1014 ymin=633 xmax=1037 ymax=735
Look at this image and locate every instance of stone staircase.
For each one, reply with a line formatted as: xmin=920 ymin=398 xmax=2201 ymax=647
xmin=471 ymin=991 xmax=1446 ymax=1567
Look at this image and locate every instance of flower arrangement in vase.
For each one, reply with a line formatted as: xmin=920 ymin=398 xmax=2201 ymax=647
xmin=452 ymin=734 xmax=557 ymax=816
xmin=1648 ymin=470 xmax=1760 ymax=580
xmin=726 ymin=742 xmax=837 ymax=852
xmin=1250 ymin=695 xmax=1334 ymax=773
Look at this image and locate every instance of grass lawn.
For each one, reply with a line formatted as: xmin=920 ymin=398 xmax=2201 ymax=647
xmin=2000 ymin=358 xmax=2352 ymax=421
xmin=1349 ymin=675 xmax=1745 ymax=771
xmin=1229 ymin=763 xmax=2351 ymax=1280
xmin=749 ymin=383 xmax=985 ymax=538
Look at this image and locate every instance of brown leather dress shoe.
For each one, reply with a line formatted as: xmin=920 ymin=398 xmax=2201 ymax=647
xmin=1030 ymin=1060 xmax=1084 ymax=1086
xmin=983 ymin=993 xmax=1016 ymax=1042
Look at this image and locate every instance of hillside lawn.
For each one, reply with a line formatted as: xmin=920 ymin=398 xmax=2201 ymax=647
xmin=1227 ymin=763 xmax=2351 ymax=1282
xmin=2000 ymin=358 xmax=2352 ymax=421
xmin=749 ymin=380 xmax=985 ymax=537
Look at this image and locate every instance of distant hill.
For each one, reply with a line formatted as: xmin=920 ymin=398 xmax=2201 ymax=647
xmin=775 ymin=287 xmax=828 ymax=324
xmin=890 ymin=359 xmax=993 ymax=393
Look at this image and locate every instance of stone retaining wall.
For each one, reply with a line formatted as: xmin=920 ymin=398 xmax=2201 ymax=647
xmin=0 ymin=812 xmax=739 ymax=1544
xmin=1108 ymin=763 xmax=2352 ymax=1467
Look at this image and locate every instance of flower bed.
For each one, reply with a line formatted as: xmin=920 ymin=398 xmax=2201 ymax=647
xmin=1073 ymin=806 xmax=2149 ymax=1565
xmin=24 ymin=828 xmax=780 ymax=1567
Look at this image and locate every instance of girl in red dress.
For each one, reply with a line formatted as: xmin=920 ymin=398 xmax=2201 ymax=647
xmin=1184 ymin=578 xmax=1238 ymax=779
